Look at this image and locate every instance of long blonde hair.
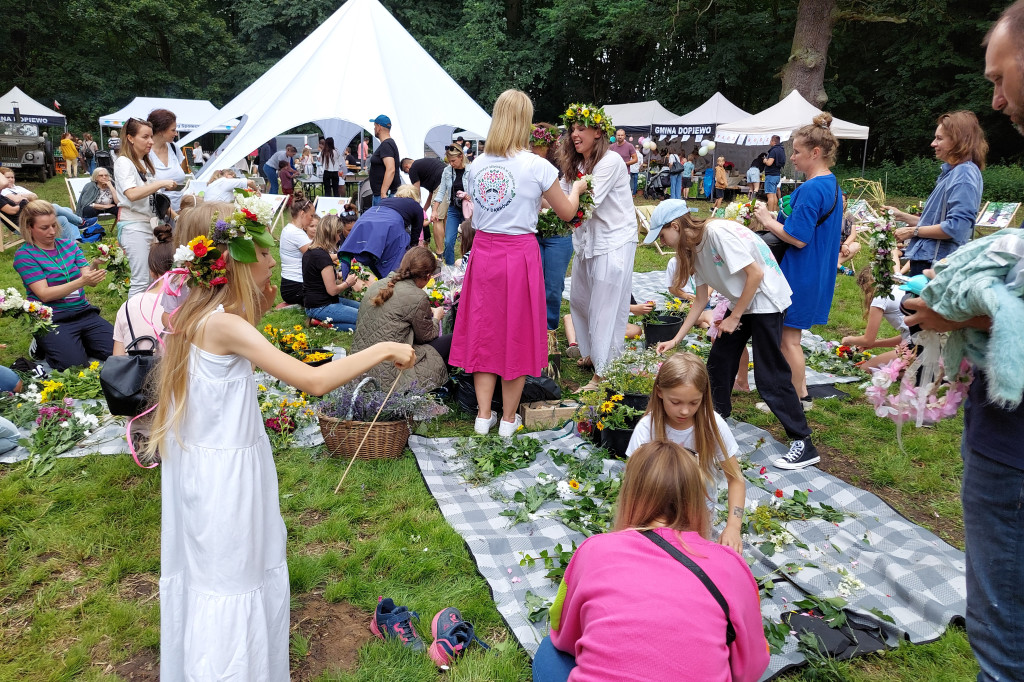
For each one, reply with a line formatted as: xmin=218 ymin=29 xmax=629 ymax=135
xmin=311 ymin=214 xmax=343 ymax=252
xmin=669 ymin=213 xmax=710 ymax=297
xmin=792 ymin=113 xmax=838 ymax=167
xmin=645 ymin=353 xmax=728 ymax=493
xmin=484 ymin=90 xmax=532 ymax=158
xmin=614 ymin=441 xmax=711 ymax=539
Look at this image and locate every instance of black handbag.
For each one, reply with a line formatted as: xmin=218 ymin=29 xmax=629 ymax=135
xmin=668 ymin=160 xmax=685 ymax=175
xmin=100 ymin=309 xmax=159 ymax=416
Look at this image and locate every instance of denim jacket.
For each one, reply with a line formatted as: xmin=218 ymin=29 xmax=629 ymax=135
xmin=903 ymin=161 xmax=983 ymax=263
xmin=433 ymin=161 xmax=472 ymax=211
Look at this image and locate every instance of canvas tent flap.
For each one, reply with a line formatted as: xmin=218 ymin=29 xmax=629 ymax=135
xmin=179 ymin=0 xmax=492 ymax=180
xmin=716 ymin=90 xmax=868 ymax=142
xmin=669 ymin=93 xmax=750 ymax=126
xmin=0 ymin=87 xmax=65 ymax=126
xmin=99 ymin=98 xmax=239 ymax=133
xmin=601 ymin=100 xmax=679 ymax=132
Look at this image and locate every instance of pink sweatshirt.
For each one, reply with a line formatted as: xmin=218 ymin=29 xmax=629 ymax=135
xmin=548 ymin=527 xmax=770 ymax=682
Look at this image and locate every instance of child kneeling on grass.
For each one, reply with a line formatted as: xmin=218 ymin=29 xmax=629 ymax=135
xmin=840 ymin=269 xmax=909 ymax=371
xmin=647 ymin=199 xmax=821 ymax=471
xmin=145 ymin=212 xmax=414 ymax=680
xmin=532 ymin=441 xmax=770 ymax=682
xmin=625 ymin=352 xmax=747 ymax=551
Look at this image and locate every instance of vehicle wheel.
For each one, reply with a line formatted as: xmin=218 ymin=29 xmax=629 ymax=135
xmin=38 ymin=168 xmax=47 ymax=182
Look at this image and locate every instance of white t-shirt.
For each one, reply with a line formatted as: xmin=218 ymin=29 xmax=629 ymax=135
xmin=626 ymin=412 xmax=739 ymax=462
xmin=148 ymin=142 xmax=186 ymax=211
xmin=204 ymin=177 xmax=249 ymax=203
xmin=871 ymin=285 xmax=910 ymax=342
xmin=323 ymin=149 xmax=342 ymax=173
xmin=279 ymin=222 xmax=311 ymax=283
xmin=692 ymin=220 xmax=792 ymax=314
xmin=267 ymin=150 xmax=291 ymax=169
xmin=113 ymin=156 xmax=155 ymax=223
xmin=665 ymin=257 xmax=697 ymax=296
xmin=630 ymin=148 xmax=644 ymax=174
xmin=562 ymin=150 xmax=638 ymax=258
xmin=464 ymin=150 xmax=559 ymax=235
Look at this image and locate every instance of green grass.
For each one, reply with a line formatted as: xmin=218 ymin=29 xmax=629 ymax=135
xmin=0 ymin=176 xmax=977 ymax=681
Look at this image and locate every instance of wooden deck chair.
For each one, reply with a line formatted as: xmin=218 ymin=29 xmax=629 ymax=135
xmin=635 ymin=205 xmax=666 ymax=255
xmin=312 ymin=196 xmax=349 ymax=218
xmin=0 ymin=212 xmax=24 ymax=252
xmin=65 ymin=177 xmax=92 ymax=212
xmin=257 ymin=193 xmax=289 ymax=234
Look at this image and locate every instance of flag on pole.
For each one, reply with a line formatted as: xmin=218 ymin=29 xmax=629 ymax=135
xmin=53 ymin=100 xmax=61 ymax=110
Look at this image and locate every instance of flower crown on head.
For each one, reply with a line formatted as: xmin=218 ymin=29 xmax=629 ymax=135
xmin=172 ymin=196 xmax=276 ymax=288
xmin=560 ymin=103 xmax=615 ymax=139
xmin=529 ymin=124 xmax=555 ymax=147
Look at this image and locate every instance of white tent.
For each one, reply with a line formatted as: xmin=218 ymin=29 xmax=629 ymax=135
xmin=0 ymin=87 xmax=65 ymax=126
xmin=601 ymin=100 xmax=679 ymax=131
xmin=179 ymin=0 xmax=492 ymax=180
xmin=716 ymin=90 xmax=869 ymax=144
xmin=670 ymin=93 xmax=749 ymax=126
xmin=99 ymin=97 xmax=240 ymax=133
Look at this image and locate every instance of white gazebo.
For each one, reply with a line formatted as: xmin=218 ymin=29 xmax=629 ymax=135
xmin=0 ymin=87 xmax=66 ymax=126
xmin=601 ymin=100 xmax=679 ymax=133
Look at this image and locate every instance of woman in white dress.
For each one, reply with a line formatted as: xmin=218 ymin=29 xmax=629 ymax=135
xmin=147 ymin=109 xmax=188 ymax=213
xmin=146 ymin=205 xmax=414 ymax=680
xmin=557 ymin=104 xmax=638 ymax=390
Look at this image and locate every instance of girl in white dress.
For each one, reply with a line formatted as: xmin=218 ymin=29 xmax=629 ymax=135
xmin=145 ymin=206 xmax=415 ymax=681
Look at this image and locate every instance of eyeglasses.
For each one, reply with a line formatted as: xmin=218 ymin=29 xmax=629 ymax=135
xmin=445 ymin=145 xmax=462 ymax=153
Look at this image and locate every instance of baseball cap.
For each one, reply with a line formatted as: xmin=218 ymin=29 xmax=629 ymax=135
xmin=370 ymin=115 xmax=392 ymax=128
xmin=643 ymin=200 xmax=690 ymax=244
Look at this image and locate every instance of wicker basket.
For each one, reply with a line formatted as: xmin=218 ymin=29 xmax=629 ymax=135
xmin=318 ymin=414 xmax=410 ymax=460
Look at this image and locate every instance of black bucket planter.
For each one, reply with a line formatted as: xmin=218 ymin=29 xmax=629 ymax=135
xmin=622 ymin=392 xmax=650 ymax=412
xmin=643 ymin=315 xmax=684 ymax=348
xmin=600 ymin=427 xmax=634 ymax=458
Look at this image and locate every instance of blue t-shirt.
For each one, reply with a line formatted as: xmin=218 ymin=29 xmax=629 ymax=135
xmin=964 ymin=371 xmax=1024 ymax=470
xmin=765 ymin=144 xmax=785 ymax=176
xmin=778 ymin=173 xmax=842 ymax=329
xmin=682 ymin=161 xmax=694 ymax=177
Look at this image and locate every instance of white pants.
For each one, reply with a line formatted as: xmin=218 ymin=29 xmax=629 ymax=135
xmin=569 ymin=242 xmax=636 ymax=376
xmin=119 ymin=221 xmax=155 ymax=297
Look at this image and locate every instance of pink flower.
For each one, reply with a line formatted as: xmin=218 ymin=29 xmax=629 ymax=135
xmin=759 ymin=466 xmax=767 ymax=475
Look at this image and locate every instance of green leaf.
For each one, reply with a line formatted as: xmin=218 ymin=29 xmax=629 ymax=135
xmin=253 ymin=228 xmax=276 ymax=248
xmin=868 ymin=607 xmax=896 ymax=624
xmin=758 ymin=542 xmax=776 ymax=557
xmin=229 ymin=238 xmax=257 ymax=264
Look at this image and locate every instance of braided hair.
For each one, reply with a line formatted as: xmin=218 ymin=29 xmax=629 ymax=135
xmin=371 ymin=246 xmax=437 ymax=306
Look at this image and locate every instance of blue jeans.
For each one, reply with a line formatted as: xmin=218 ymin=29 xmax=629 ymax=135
xmin=263 ymin=163 xmax=279 ymax=194
xmin=306 ymin=299 xmax=361 ymax=332
xmin=372 ymin=194 xmax=384 ymax=206
xmin=669 ymin=173 xmax=682 ymax=199
xmin=630 ymin=172 xmax=638 ymax=195
xmin=443 ymin=205 xmax=462 ymax=266
xmin=538 ymin=235 xmax=574 ymax=330
xmin=0 ymin=366 xmax=21 ymax=393
xmin=532 ymin=636 xmax=576 ymax=682
xmin=54 ymin=204 xmax=83 ymax=240
xmin=0 ymin=416 xmax=18 ymax=455
xmin=961 ymin=442 xmax=1024 ymax=682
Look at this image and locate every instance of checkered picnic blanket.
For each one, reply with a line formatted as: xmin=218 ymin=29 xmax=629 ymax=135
xmin=410 ymin=422 xmax=966 ymax=680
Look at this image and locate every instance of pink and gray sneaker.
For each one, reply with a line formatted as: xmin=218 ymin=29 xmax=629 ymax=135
xmin=370 ymin=597 xmax=424 ymax=651
xmin=427 ymin=606 xmax=490 ymax=667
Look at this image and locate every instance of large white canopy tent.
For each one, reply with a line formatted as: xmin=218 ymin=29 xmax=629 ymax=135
xmin=669 ymin=92 xmax=749 ymax=127
xmin=99 ymin=97 xmax=240 ymax=148
xmin=179 ymin=0 xmax=492 ymax=180
xmin=716 ymin=90 xmax=870 ymax=171
xmin=0 ymin=87 xmax=65 ymax=126
xmin=658 ymin=93 xmax=754 ymax=172
xmin=601 ymin=100 xmax=679 ymax=134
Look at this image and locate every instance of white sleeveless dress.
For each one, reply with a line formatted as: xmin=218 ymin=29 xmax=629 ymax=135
xmin=159 ymin=327 xmax=290 ymax=681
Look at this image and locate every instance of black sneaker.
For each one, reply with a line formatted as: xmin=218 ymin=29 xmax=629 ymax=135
xmin=772 ymin=438 xmax=820 ymax=470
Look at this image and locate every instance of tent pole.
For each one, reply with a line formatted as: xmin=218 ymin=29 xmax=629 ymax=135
xmin=99 ymin=126 xmax=104 ymax=150
xmin=861 ymin=139 xmax=867 ymax=174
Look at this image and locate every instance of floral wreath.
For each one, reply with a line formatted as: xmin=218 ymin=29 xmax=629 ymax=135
xmin=560 ymin=103 xmax=615 ymax=139
xmin=866 ymin=208 xmax=898 ymax=299
xmin=172 ymin=196 xmax=276 ymax=288
xmin=529 ymin=124 xmax=555 ymax=147
xmin=866 ymin=340 xmax=973 ymax=430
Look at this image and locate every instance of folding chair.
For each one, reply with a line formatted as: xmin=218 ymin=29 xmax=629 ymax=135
xmin=65 ymin=177 xmax=92 ymax=212
xmin=635 ymin=205 xmax=666 ymax=255
xmin=258 ymin=194 xmax=289 ymax=234
xmin=0 ymin=213 xmax=24 ymax=252
xmin=312 ymin=196 xmax=349 ymax=218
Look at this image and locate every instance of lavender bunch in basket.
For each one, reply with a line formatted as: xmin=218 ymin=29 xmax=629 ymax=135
xmin=319 ymin=380 xmax=447 ymax=423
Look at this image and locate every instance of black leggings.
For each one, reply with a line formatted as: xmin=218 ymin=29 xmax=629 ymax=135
xmin=427 ymin=333 xmax=453 ymax=364
xmin=323 ymin=170 xmax=340 ymax=197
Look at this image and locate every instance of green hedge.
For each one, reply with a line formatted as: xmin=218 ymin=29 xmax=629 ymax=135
xmin=835 ymin=158 xmax=1024 ymax=202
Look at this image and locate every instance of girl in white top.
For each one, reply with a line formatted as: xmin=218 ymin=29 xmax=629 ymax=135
xmin=147 ymin=109 xmax=188 ymax=212
xmin=144 ymin=213 xmax=415 ymax=681
xmin=840 ymin=269 xmax=910 ymax=370
xmin=625 ymin=353 xmax=746 ymax=551
xmin=114 ymin=118 xmax=178 ymax=297
xmin=557 ymin=104 xmax=638 ymax=390
xmin=449 ymin=89 xmax=587 ymax=438
xmin=277 ymin=197 xmax=315 ymax=305
xmin=204 ymin=169 xmax=259 ymax=203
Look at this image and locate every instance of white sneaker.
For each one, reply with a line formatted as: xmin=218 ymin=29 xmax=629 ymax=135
xmin=474 ymin=413 xmax=498 ymax=435
xmin=497 ymin=415 xmax=523 ymax=438
xmin=755 ymin=402 xmax=771 ymax=413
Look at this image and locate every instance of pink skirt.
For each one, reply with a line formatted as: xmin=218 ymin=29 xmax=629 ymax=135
xmin=449 ymin=231 xmax=546 ymax=379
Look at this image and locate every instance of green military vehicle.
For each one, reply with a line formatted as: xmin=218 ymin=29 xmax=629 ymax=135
xmin=0 ymin=120 xmax=50 ymax=182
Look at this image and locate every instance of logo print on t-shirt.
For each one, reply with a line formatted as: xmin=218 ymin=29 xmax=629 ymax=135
xmin=472 ymin=165 xmax=516 ymax=213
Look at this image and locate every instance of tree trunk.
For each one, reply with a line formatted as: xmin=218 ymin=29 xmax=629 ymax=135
xmin=505 ymin=0 xmax=522 ymax=35
xmin=779 ymin=0 xmax=837 ymax=107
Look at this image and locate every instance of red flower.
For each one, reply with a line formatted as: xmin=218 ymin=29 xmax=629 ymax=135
xmin=576 ymin=171 xmax=583 ymax=179
xmin=213 ymin=257 xmax=226 ymax=270
xmin=774 ymin=489 xmax=784 ymax=498
xmin=759 ymin=466 xmax=767 ymax=475
xmin=576 ymin=210 xmax=584 ymax=218
xmin=210 ymin=276 xmax=228 ymax=286
xmin=193 ymin=242 xmax=208 ymax=257
xmin=241 ymin=208 xmax=258 ymax=221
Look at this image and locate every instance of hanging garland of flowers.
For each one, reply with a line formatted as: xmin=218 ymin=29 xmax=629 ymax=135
xmin=867 ymin=209 xmax=899 ymax=300
xmin=865 ymin=342 xmax=973 ymax=426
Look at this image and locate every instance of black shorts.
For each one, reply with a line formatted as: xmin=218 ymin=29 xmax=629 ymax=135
xmin=713 ymin=187 xmax=725 ymax=199
xmin=681 ymin=177 xmax=692 ymax=188
xmin=280 ymin=278 xmax=304 ymax=305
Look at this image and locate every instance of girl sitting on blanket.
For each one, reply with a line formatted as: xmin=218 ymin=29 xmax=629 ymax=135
xmin=625 ymin=352 xmax=747 ymax=552
xmin=840 ymin=269 xmax=909 ymax=370
xmin=532 ymin=440 xmax=770 ymax=682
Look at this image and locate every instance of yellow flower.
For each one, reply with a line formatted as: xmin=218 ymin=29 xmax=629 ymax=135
xmin=748 ymin=362 xmax=754 ymax=369
xmin=582 ymin=108 xmax=590 ymax=117
xmin=600 ymin=401 xmax=614 ymax=414
xmin=610 ymin=394 xmax=624 ymax=402
xmin=258 ymin=384 xmax=267 ymax=391
xmin=78 ymin=371 xmax=85 ymax=378
xmin=88 ymin=361 xmax=100 ymax=371
xmin=565 ymin=108 xmax=574 ymax=118
xmin=187 ymin=235 xmax=213 ymax=250
xmin=596 ymin=422 xmax=605 ymax=431
xmin=595 ymin=114 xmax=602 ymax=123
xmin=569 ymin=479 xmax=580 ymax=490
xmin=264 ymin=324 xmax=272 ymax=333
xmin=294 ymin=324 xmax=302 ymax=331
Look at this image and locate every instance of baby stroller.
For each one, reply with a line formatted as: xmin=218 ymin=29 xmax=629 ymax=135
xmin=644 ymin=166 xmax=671 ymax=200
